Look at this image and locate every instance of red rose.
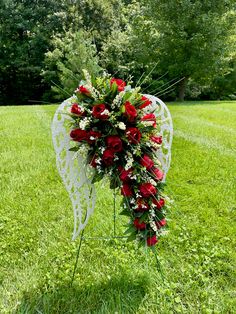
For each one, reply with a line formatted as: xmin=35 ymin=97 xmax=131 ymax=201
xmin=156 ymin=218 xmax=166 ymax=229
xmin=106 ymin=135 xmax=123 ymax=152
xmin=152 ymin=198 xmax=165 ymax=209
xmin=124 ymin=101 xmax=137 ymax=122
xmin=141 ymin=113 xmax=156 ymax=127
xmin=151 ymin=167 xmax=164 ymax=181
xmin=102 ymin=149 xmax=115 ymax=166
xmin=140 ymin=154 xmax=154 ymax=170
xmin=139 ymin=96 xmax=152 ymax=109
xmin=110 ymin=78 xmax=126 ymax=92
xmin=92 ymin=104 xmax=109 ymax=120
xmin=126 ymin=127 xmax=142 ymax=144
xmin=71 ymin=103 xmax=84 ymax=116
xmin=87 ymin=131 xmax=102 ymax=144
xmin=90 ymin=155 xmax=97 ymax=168
xmin=70 ymin=129 xmax=87 ymax=142
xmin=139 ymin=182 xmax=157 ymax=198
xmin=121 ymin=183 xmax=133 ymax=197
xmin=133 ymin=218 xmax=146 ymax=230
xmin=77 ymin=85 xmax=90 ymax=95
xmin=136 ymin=199 xmax=150 ymax=212
xmin=150 ymin=136 xmax=162 ymax=145
xmin=118 ymin=167 xmax=132 ymax=182
xmin=147 ymin=235 xmax=158 ymax=246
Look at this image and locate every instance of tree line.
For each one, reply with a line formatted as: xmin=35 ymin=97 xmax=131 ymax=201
xmin=0 ymin=0 xmax=235 ymax=105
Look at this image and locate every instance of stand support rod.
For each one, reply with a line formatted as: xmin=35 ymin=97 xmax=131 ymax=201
xmin=113 ymin=190 xmax=116 ymax=237
xmin=70 ymin=228 xmax=84 ymax=286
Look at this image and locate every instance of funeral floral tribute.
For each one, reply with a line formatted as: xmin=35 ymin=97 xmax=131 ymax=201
xmin=68 ymin=71 xmax=168 ymax=247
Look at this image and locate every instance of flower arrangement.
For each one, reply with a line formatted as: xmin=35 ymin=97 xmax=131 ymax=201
xmin=67 ymin=70 xmax=169 ymax=247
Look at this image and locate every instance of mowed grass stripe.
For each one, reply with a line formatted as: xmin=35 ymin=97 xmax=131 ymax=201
xmin=169 ymin=103 xmax=236 ymax=154
xmin=169 ymin=101 xmax=236 ymax=130
xmin=171 ymin=113 xmax=236 ymax=136
xmin=174 ymin=129 xmax=236 ymax=157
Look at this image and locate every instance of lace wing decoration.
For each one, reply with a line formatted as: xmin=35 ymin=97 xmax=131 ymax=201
xmin=144 ymin=94 xmax=173 ymax=180
xmin=52 ymin=97 xmax=96 ymax=240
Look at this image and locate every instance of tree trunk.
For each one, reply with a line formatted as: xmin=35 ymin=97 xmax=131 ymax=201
xmin=178 ymin=77 xmax=188 ymax=101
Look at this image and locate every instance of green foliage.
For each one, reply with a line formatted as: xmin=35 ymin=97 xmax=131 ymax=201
xmin=100 ymin=1 xmax=160 ymax=82
xmin=42 ymin=30 xmax=101 ymax=100
xmin=0 ymin=0 xmax=235 ymax=104
xmin=145 ymin=0 xmax=236 ymax=100
xmin=0 ymin=101 xmax=235 ymax=312
xmin=0 ymin=0 xmax=69 ymax=105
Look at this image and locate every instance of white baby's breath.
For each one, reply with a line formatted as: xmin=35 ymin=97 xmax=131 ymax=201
xmin=111 ymin=91 xmax=125 ymax=109
xmin=141 ymin=121 xmax=154 ymax=127
xmin=101 ymin=109 xmax=110 ymax=116
xmin=150 ymin=179 xmax=157 ymax=186
xmin=79 ymin=117 xmax=90 ymax=130
xmin=150 ymin=220 xmax=158 ymax=232
xmin=100 ymin=147 xmax=105 ymax=154
xmin=117 ymin=122 xmax=126 ymax=130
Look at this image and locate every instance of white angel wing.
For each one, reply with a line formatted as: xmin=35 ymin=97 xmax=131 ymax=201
xmin=51 ymin=97 xmax=96 ymax=240
xmin=144 ymin=94 xmax=173 ymax=180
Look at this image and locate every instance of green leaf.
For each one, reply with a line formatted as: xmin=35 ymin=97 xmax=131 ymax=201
xmin=91 ymin=172 xmax=103 ymax=184
xmin=110 ymin=177 xmax=119 ymax=189
xmin=126 ymin=233 xmax=137 ymax=242
xmin=69 ymin=146 xmax=79 ymax=152
xmin=120 ymin=208 xmax=131 ymax=217
xmin=124 ymin=225 xmax=136 ymax=235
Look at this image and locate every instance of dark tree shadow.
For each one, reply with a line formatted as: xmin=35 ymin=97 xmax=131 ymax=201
xmin=16 ymin=272 xmax=149 ymax=314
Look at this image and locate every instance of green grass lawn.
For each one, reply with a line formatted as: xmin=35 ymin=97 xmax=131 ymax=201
xmin=0 ymin=101 xmax=235 ymax=313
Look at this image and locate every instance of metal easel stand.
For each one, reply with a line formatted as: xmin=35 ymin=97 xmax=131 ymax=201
xmin=70 ymin=191 xmax=164 ymax=285
xmin=70 ymin=190 xmax=127 ymax=286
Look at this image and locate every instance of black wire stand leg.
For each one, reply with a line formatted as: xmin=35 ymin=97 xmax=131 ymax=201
xmin=70 ymin=228 xmax=84 ymax=286
xmin=113 ymin=190 xmax=116 ymax=237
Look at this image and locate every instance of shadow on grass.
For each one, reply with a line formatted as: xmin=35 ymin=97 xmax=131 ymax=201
xmin=16 ymin=272 xmax=149 ymax=314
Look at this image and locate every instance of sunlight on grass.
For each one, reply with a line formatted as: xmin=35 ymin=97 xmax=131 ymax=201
xmin=0 ymin=101 xmax=235 ymax=313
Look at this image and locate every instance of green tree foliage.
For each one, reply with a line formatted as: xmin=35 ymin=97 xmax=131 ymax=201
xmin=100 ymin=2 xmax=163 ymax=90
xmin=0 ymin=0 xmax=70 ymax=105
xmin=0 ymin=0 xmax=235 ymax=104
xmin=42 ymin=30 xmax=101 ymax=100
xmin=145 ymin=0 xmax=236 ymax=100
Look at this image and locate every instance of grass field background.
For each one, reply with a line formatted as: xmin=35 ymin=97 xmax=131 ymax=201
xmin=0 ymin=101 xmax=235 ymax=313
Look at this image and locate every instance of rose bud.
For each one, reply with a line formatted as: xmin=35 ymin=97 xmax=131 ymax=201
xmin=106 ymin=135 xmax=123 ymax=153
xmin=90 ymin=155 xmax=97 ymax=168
xmin=124 ymin=101 xmax=137 ymax=122
xmin=102 ymin=149 xmax=115 ymax=166
xmin=92 ymin=104 xmax=109 ymax=120
xmin=139 ymin=182 xmax=157 ymax=198
xmin=110 ymin=78 xmax=126 ymax=92
xmin=150 ymin=135 xmax=162 ymax=145
xmin=71 ymin=103 xmax=84 ymax=116
xmin=151 ymin=167 xmax=164 ymax=181
xmin=141 ymin=113 xmax=156 ymax=127
xmin=133 ymin=218 xmax=146 ymax=230
xmin=152 ymin=198 xmax=165 ymax=209
xmin=126 ymin=127 xmax=142 ymax=144
xmin=70 ymin=129 xmax=88 ymax=142
xmin=140 ymin=154 xmax=154 ymax=170
xmin=136 ymin=199 xmax=150 ymax=212
xmin=75 ymin=85 xmax=90 ymax=96
xmin=155 ymin=218 xmax=167 ymax=229
xmin=121 ymin=183 xmax=133 ymax=197
xmin=87 ymin=131 xmax=102 ymax=144
xmin=147 ymin=235 xmax=158 ymax=246
xmin=118 ymin=166 xmax=132 ymax=182
xmin=139 ymin=96 xmax=152 ymax=109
